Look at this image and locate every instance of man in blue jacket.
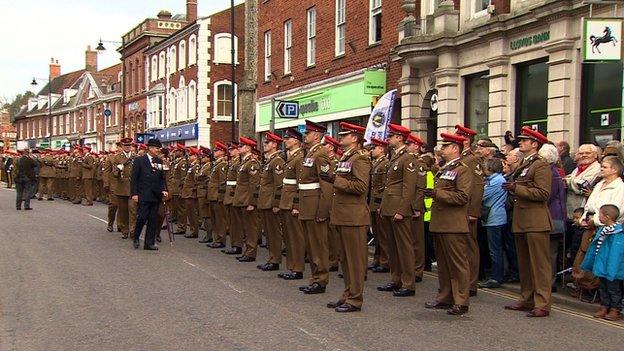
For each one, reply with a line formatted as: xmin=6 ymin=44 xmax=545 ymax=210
xmin=131 ymin=138 xmax=168 ymax=250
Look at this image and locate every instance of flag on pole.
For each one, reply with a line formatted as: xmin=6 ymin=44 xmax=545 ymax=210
xmin=364 ymin=89 xmax=396 ymax=145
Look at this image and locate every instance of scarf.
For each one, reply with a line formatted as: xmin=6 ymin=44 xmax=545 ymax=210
xmin=576 ymin=163 xmax=590 ymax=176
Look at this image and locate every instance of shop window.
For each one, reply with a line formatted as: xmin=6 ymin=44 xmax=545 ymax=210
xmin=369 ymin=0 xmax=382 ymax=44
xmin=464 ymin=72 xmax=489 ymax=138
xmin=580 ymin=61 xmax=623 ymax=145
xmin=335 ymin=0 xmax=346 ymax=56
xmin=515 ymin=59 xmax=548 ymax=135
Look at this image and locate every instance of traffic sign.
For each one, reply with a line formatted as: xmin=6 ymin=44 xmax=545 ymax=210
xmin=276 ymin=100 xmax=299 ymax=119
xmin=430 ymin=94 xmax=438 ymax=112
xmin=104 ymin=109 xmax=112 ymax=117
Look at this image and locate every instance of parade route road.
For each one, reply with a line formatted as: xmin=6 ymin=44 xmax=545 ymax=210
xmin=0 ymin=188 xmax=623 ymax=351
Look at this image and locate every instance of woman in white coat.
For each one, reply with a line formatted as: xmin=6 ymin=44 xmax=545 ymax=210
xmin=565 ymin=144 xmax=601 ymax=218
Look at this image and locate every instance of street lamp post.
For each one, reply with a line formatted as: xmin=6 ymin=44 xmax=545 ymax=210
xmin=230 ymin=0 xmax=236 ymax=142
xmin=96 ymin=39 xmax=124 ymax=138
xmin=31 ymin=76 xmax=52 ymax=149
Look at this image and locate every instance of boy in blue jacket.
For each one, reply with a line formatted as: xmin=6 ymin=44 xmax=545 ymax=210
xmin=581 ymin=204 xmax=624 ymax=321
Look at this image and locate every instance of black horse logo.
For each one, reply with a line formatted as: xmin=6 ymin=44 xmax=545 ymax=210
xmin=590 ymin=26 xmax=618 ymax=54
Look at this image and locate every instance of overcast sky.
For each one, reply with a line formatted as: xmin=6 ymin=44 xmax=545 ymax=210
xmin=0 ymin=0 xmax=240 ymax=100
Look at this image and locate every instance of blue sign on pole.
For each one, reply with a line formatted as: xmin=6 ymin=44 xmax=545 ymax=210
xmin=276 ymin=100 xmax=299 ymax=119
xmin=136 ymin=133 xmax=155 ymax=144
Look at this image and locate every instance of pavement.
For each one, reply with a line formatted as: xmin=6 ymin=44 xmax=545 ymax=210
xmin=1 ymin=186 xmax=623 ymax=351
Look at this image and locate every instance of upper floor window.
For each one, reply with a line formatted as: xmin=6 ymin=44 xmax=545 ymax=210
xmin=158 ymin=51 xmax=166 ymax=78
xmin=214 ymin=33 xmax=239 ymax=64
xmin=335 ymin=0 xmax=346 ymax=56
xmin=214 ymin=80 xmax=237 ymax=121
xmin=472 ymin=0 xmax=491 ymax=17
xmin=369 ymin=0 xmax=382 ymax=44
xmin=307 ymin=8 xmax=316 ymax=67
xmin=151 ymin=55 xmax=158 ymax=81
xmin=264 ymin=31 xmax=272 ymax=82
xmin=188 ymin=80 xmax=197 ymax=120
xmin=179 ymin=40 xmax=186 ymax=69
xmin=284 ymin=20 xmax=292 ymax=74
xmin=169 ymin=46 xmax=177 ymax=73
xmin=188 ymin=35 xmax=197 ymax=65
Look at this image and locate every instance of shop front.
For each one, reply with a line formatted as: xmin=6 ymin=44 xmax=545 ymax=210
xmin=154 ymin=123 xmax=199 ymax=147
xmin=256 ymin=70 xmax=388 ymax=135
xmin=50 ymin=137 xmax=69 ymax=150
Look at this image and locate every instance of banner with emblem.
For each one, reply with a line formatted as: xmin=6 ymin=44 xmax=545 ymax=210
xmin=364 ymin=89 xmax=396 ymax=145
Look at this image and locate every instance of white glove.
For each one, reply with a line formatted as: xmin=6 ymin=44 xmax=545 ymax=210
xmin=117 ymin=164 xmax=124 ymax=171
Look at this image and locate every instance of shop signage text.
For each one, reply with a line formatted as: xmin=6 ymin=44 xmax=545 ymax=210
xmin=510 ymin=31 xmax=550 ymax=50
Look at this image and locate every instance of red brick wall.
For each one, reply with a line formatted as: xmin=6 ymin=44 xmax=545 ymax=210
xmin=258 ymin=0 xmax=404 ymax=99
xmin=491 ymin=0 xmax=510 ymax=14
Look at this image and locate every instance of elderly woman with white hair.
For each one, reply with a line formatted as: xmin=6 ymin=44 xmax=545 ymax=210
xmin=539 ymin=143 xmax=567 ymax=291
xmin=565 ymin=144 xmax=601 ymax=218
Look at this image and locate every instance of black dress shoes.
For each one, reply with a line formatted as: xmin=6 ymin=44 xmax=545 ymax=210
xmin=447 ymin=305 xmax=469 ymax=315
xmin=198 ymin=238 xmax=211 ymax=243
xmin=156 ymin=235 xmax=162 ymax=243
xmin=367 ymin=263 xmax=379 ymax=270
xmin=238 ymin=256 xmax=256 ymax=262
xmin=335 ymin=303 xmax=361 ymax=313
xmin=223 ymin=247 xmax=242 ymax=255
xmin=133 ymin=239 xmax=140 ymax=249
xmin=329 ymin=266 xmax=339 ymax=272
xmin=184 ymin=234 xmax=198 ymax=239
xmin=425 ymin=301 xmax=452 ymax=309
xmin=16 ymin=207 xmax=21 ymax=210
xmin=469 ymin=290 xmax=478 ymax=297
xmin=302 ymin=282 xmax=326 ymax=294
xmin=299 ymin=285 xmax=311 ymax=291
xmin=144 ymin=245 xmax=158 ymax=251
xmin=377 ymin=283 xmax=400 ymax=292
xmin=371 ymin=265 xmax=390 ymax=273
xmin=106 ymin=225 xmax=113 ymax=232
xmin=327 ymin=300 xmax=345 ymax=308
xmin=208 ymin=242 xmax=226 ymax=249
xmin=24 ymin=207 xmax=32 ymax=210
xmin=257 ymin=263 xmax=279 ymax=271
xmin=282 ymin=272 xmax=303 ymax=280
xmin=415 ymin=276 xmax=423 ymax=283
xmin=393 ymin=288 xmax=415 ymax=297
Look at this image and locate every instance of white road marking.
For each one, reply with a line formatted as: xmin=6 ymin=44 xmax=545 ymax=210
xmin=296 ymin=327 xmax=334 ymax=350
xmin=87 ymin=214 xmax=108 ymax=224
xmin=181 ymin=258 xmax=243 ymax=293
xmin=183 ymin=260 xmax=197 ymax=268
xmin=1 ymin=187 xmax=15 ymax=192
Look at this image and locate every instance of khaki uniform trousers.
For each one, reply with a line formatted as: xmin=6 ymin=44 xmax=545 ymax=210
xmin=39 ymin=177 xmax=54 ymax=198
xmin=515 ymin=232 xmax=552 ymax=311
xmin=261 ymin=209 xmax=283 ymax=264
xmin=184 ymin=198 xmax=199 ymax=236
xmin=328 ymin=224 xmax=341 ymax=269
xmin=301 ymin=219 xmax=330 ymax=286
xmin=411 ymin=216 xmax=426 ymax=279
xmin=434 ymin=233 xmax=470 ymax=306
xmin=371 ymin=212 xmax=389 ymax=268
xmin=198 ymin=197 xmax=211 ymax=239
xmin=210 ymin=201 xmax=227 ymax=244
xmin=239 ymin=207 xmax=259 ymax=258
xmin=116 ymin=195 xmax=137 ymax=237
xmin=336 ymin=225 xmax=368 ymax=309
xmin=107 ymin=194 xmax=118 ymax=228
xmin=467 ymin=221 xmax=480 ymax=291
xmin=281 ymin=211 xmax=306 ymax=272
xmin=227 ymin=205 xmax=243 ymax=248
xmin=73 ymin=178 xmax=84 ymax=202
xmin=381 ymin=216 xmax=416 ymax=290
xmin=174 ymin=195 xmax=186 ymax=230
xmin=83 ymin=178 xmax=94 ymax=204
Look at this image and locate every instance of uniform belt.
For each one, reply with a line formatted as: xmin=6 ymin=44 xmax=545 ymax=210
xmin=283 ymin=178 xmax=297 ymax=185
xmin=226 ymin=181 xmax=237 ymax=186
xmin=298 ymin=182 xmax=320 ymax=190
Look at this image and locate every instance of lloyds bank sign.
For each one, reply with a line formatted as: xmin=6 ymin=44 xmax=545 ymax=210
xmin=510 ymin=31 xmax=551 ymax=50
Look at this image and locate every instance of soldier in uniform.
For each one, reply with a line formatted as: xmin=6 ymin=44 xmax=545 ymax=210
xmin=172 ymin=146 xmax=190 ymax=234
xmin=207 ymin=142 xmax=229 ymax=249
xmin=181 ymin=147 xmax=201 ymax=238
xmin=298 ymin=120 xmax=334 ymax=294
xmin=424 ymin=133 xmax=473 ymax=315
xmin=323 ymin=122 xmax=371 ymax=313
xmin=406 ymin=134 xmax=428 ymax=283
xmin=37 ymin=150 xmax=56 ymax=200
xmin=69 ymin=146 xmax=84 ymax=204
xmin=377 ymin=123 xmax=418 ymax=297
xmin=233 ymin=137 xmax=261 ymax=262
xmin=103 ymin=147 xmax=118 ymax=232
xmin=95 ymin=153 xmax=104 ymax=203
xmin=222 ymin=143 xmax=242 ymax=255
xmin=111 ymin=138 xmax=137 ymax=239
xmin=322 ymin=135 xmax=342 ymax=272
xmin=368 ymin=138 xmax=390 ymax=273
xmin=57 ymin=151 xmax=69 ymax=199
xmin=82 ymin=146 xmax=96 ymax=206
xmin=277 ymin=128 xmax=306 ymax=280
xmin=503 ymin=126 xmax=553 ymax=318
xmin=256 ymin=132 xmax=286 ymax=271
xmin=455 ymin=125 xmax=485 ymax=296
xmin=196 ymin=147 xmax=213 ymax=243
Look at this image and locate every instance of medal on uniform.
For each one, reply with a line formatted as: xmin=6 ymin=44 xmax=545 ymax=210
xmin=336 ymin=162 xmax=352 ymax=173
xmin=303 ymin=158 xmax=314 ymax=167
xmin=520 ymin=169 xmax=528 ymax=177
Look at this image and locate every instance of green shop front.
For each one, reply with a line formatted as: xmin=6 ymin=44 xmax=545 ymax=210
xmin=256 ymin=70 xmax=388 ymax=135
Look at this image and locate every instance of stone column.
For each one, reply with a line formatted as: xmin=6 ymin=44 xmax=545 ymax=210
xmin=545 ymin=39 xmax=576 ymax=143
xmin=434 ymin=50 xmax=459 ymax=137
xmin=485 ymin=55 xmax=510 ymax=146
xmin=239 ymin=0 xmax=258 ymax=139
xmin=398 ymin=64 xmax=423 ymax=130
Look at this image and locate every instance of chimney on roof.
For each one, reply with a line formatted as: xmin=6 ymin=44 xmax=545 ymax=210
xmin=85 ymin=45 xmax=97 ymax=73
xmin=187 ymin=0 xmax=197 ymax=22
xmin=49 ymin=58 xmax=61 ymax=80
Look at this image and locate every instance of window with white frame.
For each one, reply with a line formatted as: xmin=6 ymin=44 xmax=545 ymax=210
xmin=113 ymin=102 xmax=118 ymax=126
xmin=472 ymin=0 xmax=491 ymax=16
xmin=178 ymin=77 xmax=187 ymax=120
xmin=264 ymin=31 xmax=272 ymax=81
xmin=53 ymin=116 xmax=58 ymax=135
xmin=64 ymin=113 xmax=69 ymax=133
xmin=157 ymin=96 xmax=163 ymax=125
xmin=169 ymin=89 xmax=177 ymax=122
xmin=169 ymin=46 xmax=177 ymax=73
xmin=151 ymin=56 xmax=157 ymax=81
xmin=188 ymin=81 xmax=196 ymax=120
xmin=213 ymin=81 xmax=237 ymax=121
xmin=158 ymin=51 xmax=166 ymax=78
xmin=335 ymin=0 xmax=346 ymax=56
xmin=307 ymin=8 xmax=316 ymax=66
xmin=214 ymin=33 xmax=239 ymax=64
xmin=179 ymin=40 xmax=186 ymax=69
xmin=369 ymin=0 xmax=382 ymax=44
xmin=188 ymin=35 xmax=197 ymax=65
xmin=284 ymin=20 xmax=292 ymax=74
